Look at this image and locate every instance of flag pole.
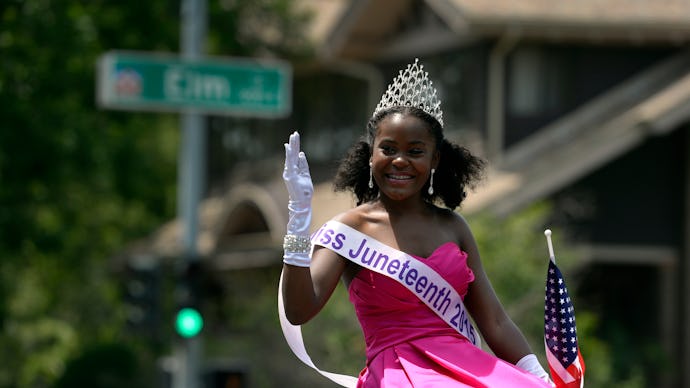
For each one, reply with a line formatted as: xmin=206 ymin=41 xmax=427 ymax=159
xmin=544 ymin=229 xmax=555 ymax=263
xmin=542 ymin=228 xmax=586 ymax=388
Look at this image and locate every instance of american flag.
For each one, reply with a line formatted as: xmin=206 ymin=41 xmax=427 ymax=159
xmin=544 ymin=258 xmax=585 ymax=388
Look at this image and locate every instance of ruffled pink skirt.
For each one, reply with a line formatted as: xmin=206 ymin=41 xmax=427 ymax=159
xmin=357 ymin=335 xmax=551 ymax=388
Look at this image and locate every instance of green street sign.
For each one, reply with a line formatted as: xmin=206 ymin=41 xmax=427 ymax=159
xmin=97 ymin=51 xmax=291 ymax=117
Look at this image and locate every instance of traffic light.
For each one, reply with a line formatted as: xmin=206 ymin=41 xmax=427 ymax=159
xmin=122 ymin=260 xmax=161 ymax=337
xmin=174 ymin=260 xmax=204 ymax=338
xmin=175 ymin=307 xmax=203 ymax=338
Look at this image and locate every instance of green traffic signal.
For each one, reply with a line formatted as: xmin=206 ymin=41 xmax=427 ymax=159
xmin=175 ymin=307 xmax=203 ymax=338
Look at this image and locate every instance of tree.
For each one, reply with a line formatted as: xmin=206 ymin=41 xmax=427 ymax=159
xmin=53 ymin=342 xmax=149 ymax=388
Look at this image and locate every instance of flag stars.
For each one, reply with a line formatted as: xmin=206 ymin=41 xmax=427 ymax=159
xmin=544 ymin=259 xmax=583 ymax=386
xmin=544 ymin=261 xmax=581 ymax=369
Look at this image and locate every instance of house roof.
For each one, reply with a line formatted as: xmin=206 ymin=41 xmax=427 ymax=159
xmin=463 ymin=49 xmax=690 ymax=216
xmin=320 ymin=0 xmax=690 ymax=59
xmin=296 ymin=0 xmax=351 ymax=46
xmin=115 ymin=179 xmax=355 ymax=270
xmin=439 ymin=0 xmax=690 ymax=41
xmin=443 ymin=0 xmax=690 ymax=26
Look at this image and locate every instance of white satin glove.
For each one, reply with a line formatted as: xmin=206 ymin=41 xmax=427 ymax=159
xmin=516 ymin=354 xmax=554 ymax=386
xmin=282 ymin=131 xmax=314 ymax=267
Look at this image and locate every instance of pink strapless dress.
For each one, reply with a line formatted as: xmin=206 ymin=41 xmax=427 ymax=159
xmin=348 ymin=242 xmax=551 ymax=388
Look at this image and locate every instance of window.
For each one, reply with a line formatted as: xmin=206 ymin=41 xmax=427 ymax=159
xmin=509 ymin=47 xmax=566 ymax=116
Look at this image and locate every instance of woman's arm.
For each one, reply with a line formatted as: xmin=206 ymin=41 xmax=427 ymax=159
xmin=281 ymin=247 xmax=348 ymax=325
xmin=280 ymin=131 xmax=351 ymax=325
xmin=280 ymin=131 xmax=369 ymax=327
xmin=453 ymin=215 xmax=545 ymax=359
xmin=456 ymin=215 xmax=551 ymax=383
xmin=464 ymin=257 xmax=534 ymax=363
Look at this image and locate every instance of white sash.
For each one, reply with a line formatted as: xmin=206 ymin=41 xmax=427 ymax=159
xmin=278 ymin=220 xmax=481 ymax=387
xmin=278 ymin=273 xmax=359 ymax=387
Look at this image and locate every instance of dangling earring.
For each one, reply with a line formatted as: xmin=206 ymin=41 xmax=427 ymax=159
xmin=368 ymin=162 xmax=374 ymax=189
xmin=428 ymin=168 xmax=435 ymax=195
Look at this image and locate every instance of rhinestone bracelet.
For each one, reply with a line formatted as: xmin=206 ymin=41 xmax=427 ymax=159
xmin=283 ymin=234 xmax=312 ymax=253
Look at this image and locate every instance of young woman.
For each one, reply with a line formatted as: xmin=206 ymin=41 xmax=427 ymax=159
xmin=280 ymin=59 xmax=552 ymax=387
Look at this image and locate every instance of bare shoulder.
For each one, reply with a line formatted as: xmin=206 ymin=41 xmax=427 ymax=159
xmin=330 ymin=202 xmax=375 ymax=230
xmin=325 ymin=204 xmax=377 ymax=284
xmin=434 ymin=207 xmax=474 ymax=247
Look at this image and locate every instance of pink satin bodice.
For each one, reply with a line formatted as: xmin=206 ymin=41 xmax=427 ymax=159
xmin=348 ymin=242 xmax=475 ymax=361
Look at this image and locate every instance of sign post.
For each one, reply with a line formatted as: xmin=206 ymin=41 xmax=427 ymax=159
xmin=175 ymin=2 xmax=206 ymax=388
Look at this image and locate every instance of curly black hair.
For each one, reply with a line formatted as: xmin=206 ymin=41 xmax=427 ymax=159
xmin=333 ymin=106 xmax=485 ymax=210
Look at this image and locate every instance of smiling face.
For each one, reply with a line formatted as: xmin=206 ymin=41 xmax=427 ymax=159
xmin=370 ymin=112 xmax=439 ymax=202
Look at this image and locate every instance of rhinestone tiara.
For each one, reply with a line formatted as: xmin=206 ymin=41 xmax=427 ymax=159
xmin=372 ymin=58 xmax=444 ymax=127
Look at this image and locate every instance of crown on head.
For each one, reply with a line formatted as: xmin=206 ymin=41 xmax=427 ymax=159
xmin=372 ymin=58 xmax=444 ymax=127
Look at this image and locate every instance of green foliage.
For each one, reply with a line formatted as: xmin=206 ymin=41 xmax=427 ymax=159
xmin=468 ymin=202 xmax=569 ymax=350
xmin=208 ymin=0 xmax=313 ymax=58
xmin=0 ymin=2 xmax=178 ymax=384
xmin=301 ymin=280 xmax=365 ymax=376
xmin=469 ymin=204 xmax=590 ymax=377
xmin=53 ymin=342 xmax=150 ymax=388
xmin=201 ymin=266 xmax=363 ymax=388
xmin=468 ymin=203 xmax=642 ymax=387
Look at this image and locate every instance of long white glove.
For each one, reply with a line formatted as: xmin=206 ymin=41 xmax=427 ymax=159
xmin=516 ymin=354 xmax=554 ymax=386
xmin=282 ymin=131 xmax=314 ymax=267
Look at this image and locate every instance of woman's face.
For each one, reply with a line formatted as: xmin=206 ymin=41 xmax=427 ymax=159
xmin=371 ymin=112 xmax=439 ymax=201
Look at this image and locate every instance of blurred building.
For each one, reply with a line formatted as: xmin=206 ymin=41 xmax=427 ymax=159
xmin=125 ymin=1 xmax=690 ymax=386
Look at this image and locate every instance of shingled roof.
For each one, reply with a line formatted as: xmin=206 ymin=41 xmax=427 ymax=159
xmin=438 ymin=0 xmax=690 ymax=40
xmin=313 ymin=0 xmax=690 ymax=59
